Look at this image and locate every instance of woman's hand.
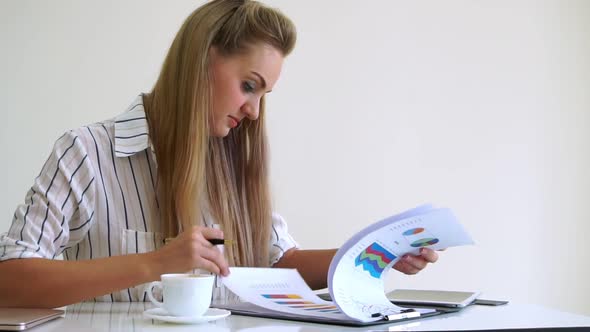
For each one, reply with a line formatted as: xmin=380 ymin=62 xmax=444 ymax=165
xmin=392 ymin=248 xmax=439 ymax=275
xmin=151 ymin=226 xmax=230 ymax=277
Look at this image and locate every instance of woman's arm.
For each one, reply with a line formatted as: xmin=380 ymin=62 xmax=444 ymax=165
xmin=0 ymin=254 xmax=156 ymax=308
xmin=273 ymin=248 xmax=337 ymax=290
xmin=0 ymin=226 xmax=229 ymax=308
xmin=273 ymin=248 xmax=440 ymax=290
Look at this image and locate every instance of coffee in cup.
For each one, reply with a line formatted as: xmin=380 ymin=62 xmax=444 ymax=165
xmin=146 ymin=273 xmax=214 ymax=317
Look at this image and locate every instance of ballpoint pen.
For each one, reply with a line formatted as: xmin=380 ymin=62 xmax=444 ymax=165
xmin=163 ymin=238 xmax=235 ymax=246
xmin=207 ymin=239 xmax=235 ymax=246
xmin=371 ymin=309 xmax=421 ymax=321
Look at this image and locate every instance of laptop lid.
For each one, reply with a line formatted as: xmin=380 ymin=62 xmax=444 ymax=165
xmin=0 ymin=308 xmax=64 ymax=331
xmin=387 ymin=289 xmax=481 ymax=308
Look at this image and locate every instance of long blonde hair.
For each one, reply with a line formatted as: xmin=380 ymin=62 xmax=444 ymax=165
xmin=143 ymin=0 xmax=296 ymax=267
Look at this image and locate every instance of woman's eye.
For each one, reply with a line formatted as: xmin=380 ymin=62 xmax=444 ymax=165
xmin=242 ymin=81 xmax=256 ymax=93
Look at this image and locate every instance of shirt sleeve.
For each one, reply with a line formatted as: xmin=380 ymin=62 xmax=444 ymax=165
xmin=0 ymin=130 xmax=97 ymax=261
xmin=269 ymin=212 xmax=299 ymax=266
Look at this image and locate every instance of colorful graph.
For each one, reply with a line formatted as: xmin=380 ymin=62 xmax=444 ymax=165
xmin=262 ymin=294 xmax=341 ymax=314
xmin=274 ymin=301 xmax=314 ymax=305
xmin=262 ymin=294 xmax=302 ymax=299
xmin=403 ymin=227 xmax=440 ymax=248
xmin=355 ymin=242 xmax=397 ymax=278
xmin=411 ymin=238 xmax=439 ymax=247
xmin=403 ymin=227 xmax=425 ymax=235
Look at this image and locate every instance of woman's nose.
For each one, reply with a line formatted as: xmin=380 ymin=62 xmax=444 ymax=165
xmin=241 ymin=101 xmax=259 ymax=120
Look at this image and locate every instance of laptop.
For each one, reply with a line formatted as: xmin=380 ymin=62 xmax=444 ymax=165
xmin=387 ymin=289 xmax=481 ymax=308
xmin=0 ymin=308 xmax=64 ymax=331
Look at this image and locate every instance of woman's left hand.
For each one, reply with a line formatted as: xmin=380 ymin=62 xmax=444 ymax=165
xmin=392 ymin=248 xmax=439 ymax=275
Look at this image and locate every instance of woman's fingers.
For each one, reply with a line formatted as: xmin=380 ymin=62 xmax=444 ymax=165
xmin=189 ymin=228 xmax=230 ymax=276
xmin=393 ymin=260 xmax=420 ymax=275
xmin=420 ymin=248 xmax=439 ymax=263
xmin=199 ymin=227 xmax=225 ymax=242
xmin=161 ymin=226 xmax=230 ymax=276
xmin=393 ymin=248 xmax=440 ymax=275
xmin=194 ymin=256 xmax=222 ymax=275
xmin=199 ymin=244 xmax=230 ymax=276
xmin=402 ymin=254 xmax=428 ymax=271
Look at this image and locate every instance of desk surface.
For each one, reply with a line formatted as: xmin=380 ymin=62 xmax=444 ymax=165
xmin=34 ymin=302 xmax=589 ymax=331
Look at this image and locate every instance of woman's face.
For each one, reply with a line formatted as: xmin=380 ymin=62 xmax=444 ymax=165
xmin=208 ymin=43 xmax=284 ymax=137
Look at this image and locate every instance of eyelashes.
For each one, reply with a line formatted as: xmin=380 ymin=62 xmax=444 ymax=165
xmin=242 ymin=80 xmax=256 ymax=93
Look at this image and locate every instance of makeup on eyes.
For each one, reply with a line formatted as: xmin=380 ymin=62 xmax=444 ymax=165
xmin=242 ymin=80 xmax=256 ymax=93
xmin=251 ymin=71 xmax=267 ymax=89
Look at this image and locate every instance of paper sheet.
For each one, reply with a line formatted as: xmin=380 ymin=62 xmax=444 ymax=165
xmin=221 ymin=204 xmax=473 ymax=323
xmin=328 ymin=205 xmax=474 ymax=321
xmin=221 ymin=267 xmax=352 ymax=320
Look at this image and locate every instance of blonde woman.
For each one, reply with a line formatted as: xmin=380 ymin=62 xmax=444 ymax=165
xmin=0 ymin=0 xmax=438 ymax=308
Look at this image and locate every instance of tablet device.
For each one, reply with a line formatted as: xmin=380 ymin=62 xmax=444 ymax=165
xmin=387 ymin=289 xmax=481 ymax=308
xmin=0 ymin=308 xmax=64 ymax=331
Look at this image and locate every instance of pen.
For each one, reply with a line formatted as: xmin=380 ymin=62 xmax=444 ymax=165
xmin=163 ymin=238 xmax=235 ymax=246
xmin=383 ymin=310 xmax=420 ymax=321
xmin=208 ymin=238 xmax=234 ymax=246
xmin=371 ymin=309 xmax=421 ymax=321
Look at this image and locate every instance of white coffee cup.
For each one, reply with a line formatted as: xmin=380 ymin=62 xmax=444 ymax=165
xmin=146 ymin=273 xmax=215 ymax=317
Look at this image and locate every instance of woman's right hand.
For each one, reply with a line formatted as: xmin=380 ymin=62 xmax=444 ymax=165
xmin=152 ymin=226 xmax=230 ymax=276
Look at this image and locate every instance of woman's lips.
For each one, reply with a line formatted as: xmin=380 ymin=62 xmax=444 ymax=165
xmin=228 ymin=115 xmax=240 ymax=128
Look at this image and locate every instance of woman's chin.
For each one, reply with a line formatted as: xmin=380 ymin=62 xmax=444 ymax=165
xmin=211 ymin=127 xmax=231 ymax=138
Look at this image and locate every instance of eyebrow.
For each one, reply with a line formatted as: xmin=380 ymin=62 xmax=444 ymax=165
xmin=251 ymin=71 xmax=272 ymax=93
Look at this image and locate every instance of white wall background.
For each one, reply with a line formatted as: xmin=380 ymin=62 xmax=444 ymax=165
xmin=1 ymin=0 xmax=588 ymax=315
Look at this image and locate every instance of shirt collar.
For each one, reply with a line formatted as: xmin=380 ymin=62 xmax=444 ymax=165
xmin=114 ymin=95 xmax=151 ymax=158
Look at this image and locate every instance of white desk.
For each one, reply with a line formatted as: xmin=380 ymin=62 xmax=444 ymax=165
xmin=35 ymin=302 xmax=589 ymax=331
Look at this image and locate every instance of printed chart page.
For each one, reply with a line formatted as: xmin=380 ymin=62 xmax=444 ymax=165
xmin=221 ymin=265 xmax=435 ymax=323
xmin=328 ymin=205 xmax=474 ymax=322
xmin=221 ymin=267 xmax=358 ymax=321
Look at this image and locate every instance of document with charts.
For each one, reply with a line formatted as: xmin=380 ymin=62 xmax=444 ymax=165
xmin=220 ymin=204 xmax=474 ymax=325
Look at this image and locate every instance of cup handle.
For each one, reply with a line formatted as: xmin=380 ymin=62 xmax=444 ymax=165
xmin=146 ymin=281 xmax=163 ymax=308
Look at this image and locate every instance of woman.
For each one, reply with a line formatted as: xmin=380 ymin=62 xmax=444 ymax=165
xmin=0 ymin=0 xmax=438 ymax=308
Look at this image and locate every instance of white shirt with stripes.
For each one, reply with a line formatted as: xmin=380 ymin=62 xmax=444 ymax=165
xmin=0 ymin=95 xmax=299 ymax=302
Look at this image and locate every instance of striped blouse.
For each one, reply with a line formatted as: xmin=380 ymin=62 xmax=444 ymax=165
xmin=0 ymin=95 xmax=298 ymax=302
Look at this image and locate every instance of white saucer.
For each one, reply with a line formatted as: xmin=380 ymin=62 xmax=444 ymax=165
xmin=143 ymin=307 xmax=231 ymax=324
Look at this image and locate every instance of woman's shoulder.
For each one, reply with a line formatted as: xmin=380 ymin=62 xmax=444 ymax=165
xmin=49 ymin=95 xmax=148 ymax=155
xmin=60 ymin=121 xmax=115 ymax=152
xmin=58 ymin=95 xmax=147 ymax=154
